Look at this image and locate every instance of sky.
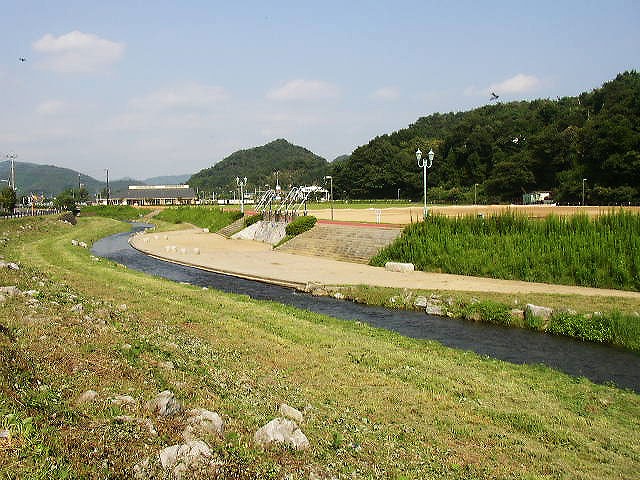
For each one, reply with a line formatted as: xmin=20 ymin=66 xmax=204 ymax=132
xmin=1 ymin=1 xmax=639 ymax=181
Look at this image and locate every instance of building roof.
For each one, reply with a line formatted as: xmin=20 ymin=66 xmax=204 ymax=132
xmin=124 ymin=185 xmax=196 ymax=200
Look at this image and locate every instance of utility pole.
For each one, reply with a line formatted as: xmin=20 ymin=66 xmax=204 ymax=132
xmin=5 ymin=153 xmax=17 ymax=190
xmin=105 ymin=169 xmax=110 ymax=205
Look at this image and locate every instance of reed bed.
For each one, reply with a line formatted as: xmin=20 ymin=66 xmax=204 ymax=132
xmin=155 ymin=206 xmax=243 ymax=232
xmin=372 ymin=211 xmax=640 ymax=291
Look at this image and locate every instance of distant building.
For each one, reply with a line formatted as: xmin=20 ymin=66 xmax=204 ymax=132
xmin=114 ymin=185 xmax=197 ymax=206
xmin=522 ymin=191 xmax=553 ymax=205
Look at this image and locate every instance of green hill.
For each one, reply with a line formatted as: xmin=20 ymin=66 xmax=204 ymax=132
xmin=188 ymin=139 xmax=329 ymax=195
xmin=0 ymin=161 xmax=106 ymax=197
xmin=0 ymin=161 xmax=152 ymax=198
xmin=330 ymin=71 xmax=640 ymax=204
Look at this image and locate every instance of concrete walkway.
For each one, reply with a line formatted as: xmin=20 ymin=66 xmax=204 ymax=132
xmin=130 ymin=227 xmax=640 ymax=299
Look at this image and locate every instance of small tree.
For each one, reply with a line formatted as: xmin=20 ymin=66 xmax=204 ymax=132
xmin=54 ymin=189 xmax=77 ymax=212
xmin=0 ymin=187 xmax=17 ymax=214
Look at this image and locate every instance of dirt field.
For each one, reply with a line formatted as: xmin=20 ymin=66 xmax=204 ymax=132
xmin=307 ymin=205 xmax=640 ymax=225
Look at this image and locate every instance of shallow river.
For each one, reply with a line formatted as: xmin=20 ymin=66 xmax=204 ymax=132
xmin=92 ymin=223 xmax=640 ymax=392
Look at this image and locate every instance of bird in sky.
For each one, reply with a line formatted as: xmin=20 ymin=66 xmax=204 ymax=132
xmin=19 ymin=57 xmax=26 ymax=62
xmin=489 ymin=91 xmax=499 ymax=101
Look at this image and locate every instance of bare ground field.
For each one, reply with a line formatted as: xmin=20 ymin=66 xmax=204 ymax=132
xmin=308 ymin=205 xmax=640 ymax=225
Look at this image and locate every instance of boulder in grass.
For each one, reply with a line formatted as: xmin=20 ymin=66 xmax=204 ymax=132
xmin=182 ymin=408 xmax=224 ymax=441
xmin=147 ymin=390 xmax=181 ymax=417
xmin=278 ymin=403 xmax=304 ymax=424
xmin=254 ymin=417 xmax=309 ymax=450
xmin=384 ymin=262 xmax=414 ymax=273
xmin=525 ymin=304 xmax=553 ymax=321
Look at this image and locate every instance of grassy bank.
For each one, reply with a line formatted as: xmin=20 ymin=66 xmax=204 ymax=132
xmin=155 ymin=206 xmax=243 ymax=232
xmin=372 ymin=211 xmax=640 ymax=291
xmin=80 ymin=205 xmax=146 ymax=221
xmin=329 ymin=285 xmax=640 ymax=353
xmin=0 ymin=216 xmax=639 ymax=478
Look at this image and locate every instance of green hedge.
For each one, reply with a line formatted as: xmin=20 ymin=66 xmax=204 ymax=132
xmin=244 ymin=213 xmax=263 ymax=227
xmin=285 ymin=215 xmax=317 ymax=236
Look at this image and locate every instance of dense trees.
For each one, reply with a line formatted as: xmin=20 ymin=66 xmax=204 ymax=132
xmin=188 ymin=139 xmax=328 ymax=197
xmin=330 ymin=71 xmax=640 ymax=204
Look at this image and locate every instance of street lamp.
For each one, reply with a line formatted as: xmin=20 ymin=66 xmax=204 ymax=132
xmin=5 ymin=152 xmax=17 ymax=190
xmin=582 ymin=178 xmax=587 ymax=206
xmin=324 ymin=175 xmax=333 ymax=221
xmin=474 ymin=183 xmax=479 ymax=205
xmin=416 ymin=148 xmax=435 ymax=219
xmin=236 ymin=176 xmax=247 ymax=213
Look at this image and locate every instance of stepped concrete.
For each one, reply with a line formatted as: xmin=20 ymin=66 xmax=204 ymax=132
xmin=276 ymin=223 xmax=402 ymax=264
xmin=216 ymin=217 xmax=246 ymax=238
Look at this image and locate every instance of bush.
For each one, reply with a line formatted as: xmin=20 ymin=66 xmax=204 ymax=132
xmin=460 ymin=300 xmax=514 ymax=327
xmin=285 ymin=215 xmax=317 ymax=236
xmin=244 ymin=213 xmax=263 ymax=227
xmin=548 ymin=312 xmax=612 ymax=343
xmin=58 ymin=211 xmax=77 ymax=225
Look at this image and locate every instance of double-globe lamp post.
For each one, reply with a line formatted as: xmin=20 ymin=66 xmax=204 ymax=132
xmin=416 ymin=148 xmax=435 ymax=219
xmin=324 ymin=175 xmax=333 ymax=221
xmin=236 ymin=176 xmax=247 ymax=213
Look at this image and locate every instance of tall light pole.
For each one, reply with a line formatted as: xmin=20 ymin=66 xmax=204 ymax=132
xmin=416 ymin=148 xmax=435 ymax=219
xmin=236 ymin=176 xmax=247 ymax=213
xmin=582 ymin=178 xmax=587 ymax=206
xmin=5 ymin=152 xmax=17 ymax=190
xmin=105 ymin=169 xmax=110 ymax=205
xmin=324 ymin=175 xmax=333 ymax=220
xmin=474 ymin=183 xmax=479 ymax=205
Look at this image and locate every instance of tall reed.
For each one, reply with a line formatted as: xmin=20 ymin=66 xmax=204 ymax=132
xmin=372 ymin=211 xmax=640 ymax=291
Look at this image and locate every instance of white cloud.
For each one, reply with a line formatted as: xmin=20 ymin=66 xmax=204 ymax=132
xmin=32 ymin=31 xmax=125 ymax=73
xmin=267 ymin=79 xmax=340 ymax=101
xmin=36 ymin=99 xmax=66 ymax=116
xmin=464 ymin=74 xmax=541 ymax=98
xmin=489 ymin=74 xmax=541 ymax=94
xmin=371 ymin=86 xmax=400 ymax=100
xmin=129 ymin=83 xmax=230 ymax=111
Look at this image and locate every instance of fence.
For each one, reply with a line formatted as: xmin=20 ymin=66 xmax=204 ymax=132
xmin=0 ymin=209 xmax=63 ymax=219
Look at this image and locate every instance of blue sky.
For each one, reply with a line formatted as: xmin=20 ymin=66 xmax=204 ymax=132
xmin=1 ymin=0 xmax=638 ymax=180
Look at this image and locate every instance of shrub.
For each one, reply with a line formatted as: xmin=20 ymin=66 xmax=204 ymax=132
xmin=244 ymin=213 xmax=263 ymax=227
xmin=460 ymin=300 xmax=514 ymax=327
xmin=58 ymin=211 xmax=77 ymax=225
xmin=285 ymin=215 xmax=317 ymax=236
xmin=548 ymin=312 xmax=612 ymax=343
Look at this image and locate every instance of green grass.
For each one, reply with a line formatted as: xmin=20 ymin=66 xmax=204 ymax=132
xmin=0 ymin=216 xmax=639 ymax=478
xmin=80 ymin=205 xmax=145 ymax=221
xmin=372 ymin=211 xmax=640 ymax=291
xmin=155 ymin=206 xmax=243 ymax=232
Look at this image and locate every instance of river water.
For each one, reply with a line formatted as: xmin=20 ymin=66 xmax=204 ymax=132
xmin=92 ymin=224 xmax=640 ymax=392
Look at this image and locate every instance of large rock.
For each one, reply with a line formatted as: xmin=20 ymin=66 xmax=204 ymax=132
xmin=384 ymin=262 xmax=414 ymax=273
xmin=75 ymin=389 xmax=99 ymax=405
xmin=525 ymin=304 xmax=553 ymax=321
xmin=158 ymin=440 xmax=211 ymax=479
xmin=278 ymin=403 xmax=304 ymax=424
xmin=147 ymin=390 xmax=181 ymax=417
xmin=414 ymin=296 xmax=428 ymax=308
xmin=254 ymin=417 xmax=310 ymax=450
xmin=0 ymin=286 xmax=20 ymax=297
xmin=183 ymin=408 xmax=224 ymax=441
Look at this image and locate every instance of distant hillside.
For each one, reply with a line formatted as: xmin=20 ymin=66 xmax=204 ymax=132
xmin=188 ymin=139 xmax=329 ymax=194
xmin=143 ymin=174 xmax=191 ymax=185
xmin=330 ymin=71 xmax=640 ymax=204
xmin=0 ymin=161 xmax=104 ymax=196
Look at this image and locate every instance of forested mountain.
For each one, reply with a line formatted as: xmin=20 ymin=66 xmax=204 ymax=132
xmin=0 ymin=161 xmax=152 ymax=198
xmin=188 ymin=139 xmax=329 ymax=195
xmin=0 ymin=161 xmax=105 ymax=197
xmin=330 ymin=71 xmax=640 ymax=204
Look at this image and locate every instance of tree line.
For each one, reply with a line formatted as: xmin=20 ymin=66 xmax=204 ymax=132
xmin=329 ymin=71 xmax=640 ymax=204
